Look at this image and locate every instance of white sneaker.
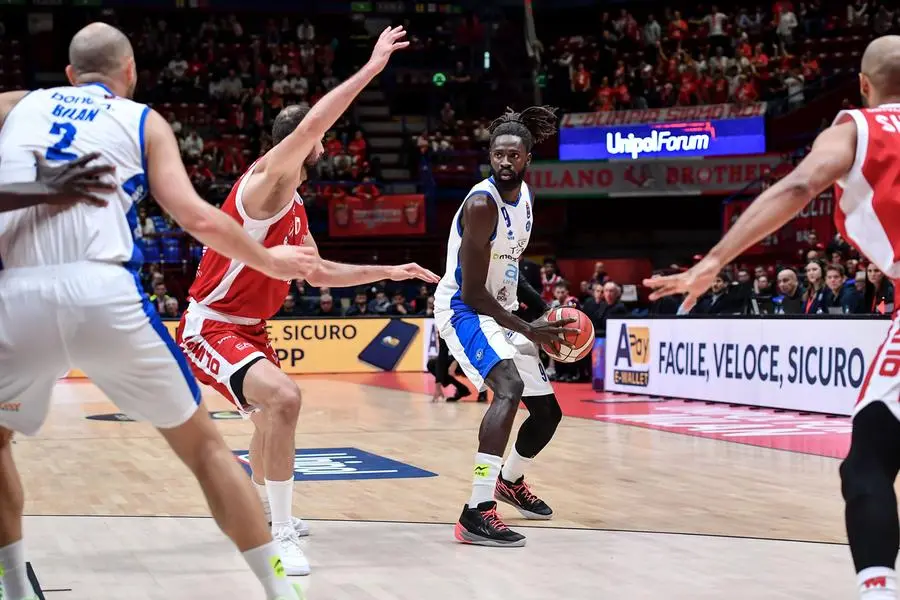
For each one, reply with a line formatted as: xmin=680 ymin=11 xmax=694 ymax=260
xmin=268 ymin=516 xmax=310 ymax=537
xmin=291 ymin=516 xmax=310 ymax=537
xmin=273 ymin=526 xmax=310 ymax=576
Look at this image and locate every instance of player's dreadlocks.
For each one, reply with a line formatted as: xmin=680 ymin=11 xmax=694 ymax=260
xmin=488 ymin=105 xmax=559 ymax=152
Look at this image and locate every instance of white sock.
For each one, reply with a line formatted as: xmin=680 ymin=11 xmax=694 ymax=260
xmin=468 ymin=452 xmax=502 ymax=508
xmin=242 ymin=541 xmax=300 ymax=600
xmin=0 ymin=539 xmax=30 ymax=600
xmin=266 ymin=479 xmax=294 ymax=530
xmin=253 ymin=480 xmax=272 ymax=521
xmin=858 ymin=567 xmax=897 ymax=598
xmin=501 ymin=446 xmax=533 ymax=482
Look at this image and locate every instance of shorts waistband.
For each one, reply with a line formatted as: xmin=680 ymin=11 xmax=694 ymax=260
xmin=186 ymin=300 xmax=262 ymax=326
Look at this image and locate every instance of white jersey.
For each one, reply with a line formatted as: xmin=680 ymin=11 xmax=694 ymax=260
xmin=0 ymin=83 xmax=150 ymax=269
xmin=434 ymin=177 xmax=534 ymax=314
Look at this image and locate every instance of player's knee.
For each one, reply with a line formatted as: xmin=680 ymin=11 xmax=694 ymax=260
xmin=840 ymin=443 xmax=892 ymax=503
xmin=494 ymin=375 xmax=525 ymax=404
xmin=268 ymin=381 xmax=302 ymax=423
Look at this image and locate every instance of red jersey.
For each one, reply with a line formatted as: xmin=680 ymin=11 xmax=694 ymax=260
xmin=832 ymin=105 xmax=900 ymax=303
xmin=188 ymin=160 xmax=309 ymax=320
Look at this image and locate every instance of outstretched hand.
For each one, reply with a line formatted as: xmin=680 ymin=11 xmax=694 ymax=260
xmin=642 ymin=257 xmax=721 ymax=313
xmin=388 ymin=263 xmax=440 ymax=283
xmin=35 ymin=151 xmax=116 ymax=207
xmin=367 ymin=25 xmax=410 ymax=73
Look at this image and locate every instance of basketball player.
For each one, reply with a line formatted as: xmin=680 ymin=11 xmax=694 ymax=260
xmin=0 ymin=152 xmax=113 ymax=212
xmin=433 ymin=106 xmax=579 ymax=547
xmin=0 ymin=23 xmax=315 ymax=600
xmin=176 ymin=26 xmax=437 ymax=575
xmin=645 ymin=35 xmax=900 ymax=600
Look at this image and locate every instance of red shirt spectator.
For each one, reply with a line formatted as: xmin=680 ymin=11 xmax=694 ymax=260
xmin=711 ymin=75 xmax=730 ymax=103
xmin=735 ymin=78 xmax=759 ymax=103
xmin=347 ymin=131 xmax=367 ymax=164
xmin=351 ymin=179 xmax=381 ymax=201
xmin=325 ymin=133 xmax=344 ymax=157
xmin=221 ymin=148 xmax=247 ymax=177
xmin=677 ymin=78 xmax=698 ymax=105
xmin=802 ymin=53 xmax=820 ymax=80
xmin=572 ymin=63 xmax=591 ymax=92
xmin=614 ymin=79 xmax=631 ymax=107
xmin=593 ymin=78 xmax=615 ymax=111
xmin=668 ymin=12 xmax=689 ymax=40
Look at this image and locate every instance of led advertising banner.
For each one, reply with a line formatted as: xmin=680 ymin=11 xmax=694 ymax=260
xmin=559 ymin=117 xmax=766 ymax=161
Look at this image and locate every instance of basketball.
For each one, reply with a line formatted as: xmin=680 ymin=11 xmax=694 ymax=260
xmin=540 ymin=306 xmax=595 ymax=363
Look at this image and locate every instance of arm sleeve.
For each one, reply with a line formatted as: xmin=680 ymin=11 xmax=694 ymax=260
xmin=517 ymin=271 xmax=548 ymax=316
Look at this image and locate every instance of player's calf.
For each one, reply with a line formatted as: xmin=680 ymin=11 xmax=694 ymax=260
xmin=0 ymin=426 xmax=32 ymax=600
xmin=242 ymin=361 xmax=309 ymax=575
xmin=158 ymin=408 xmax=300 ymax=599
xmin=841 ymin=401 xmax=900 ymax=599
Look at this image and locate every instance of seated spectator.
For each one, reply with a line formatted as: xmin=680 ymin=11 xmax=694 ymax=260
xmin=150 ymin=281 xmax=173 ymax=314
xmin=345 ymin=288 xmax=372 ymax=316
xmin=347 ymin=130 xmax=367 ymax=164
xmin=387 ymin=291 xmax=411 ymax=315
xmin=821 ymin=264 xmax=863 ymax=314
xmin=773 ymin=268 xmax=805 ymax=314
xmin=277 ymin=293 xmax=301 ymax=317
xmin=865 ymin=263 xmax=895 ymax=314
xmin=367 ymin=287 xmax=390 ymax=314
xmin=582 ymin=281 xmax=628 ymax=337
xmin=692 ymin=272 xmax=744 ymax=314
xmin=163 ymin=297 xmax=181 ymax=318
xmin=550 ymin=280 xmax=580 ymax=308
xmin=352 ymin=177 xmax=380 ymax=201
xmin=802 ymin=259 xmax=827 ymax=314
xmin=315 ymin=294 xmax=341 ymax=317
xmin=180 ymin=128 xmax=204 ymax=161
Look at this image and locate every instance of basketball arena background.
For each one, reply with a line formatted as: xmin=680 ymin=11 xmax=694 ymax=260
xmin=1 ymin=0 xmax=883 ymax=418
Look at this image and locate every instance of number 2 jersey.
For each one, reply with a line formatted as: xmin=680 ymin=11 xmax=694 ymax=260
xmin=434 ymin=177 xmax=534 ymax=315
xmin=0 ymin=83 xmax=150 ymax=269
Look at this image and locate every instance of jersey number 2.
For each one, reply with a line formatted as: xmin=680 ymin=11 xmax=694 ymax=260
xmin=46 ymin=122 xmax=78 ymax=161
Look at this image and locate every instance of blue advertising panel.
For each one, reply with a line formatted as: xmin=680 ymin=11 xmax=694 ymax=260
xmin=559 ymin=117 xmax=766 ymax=161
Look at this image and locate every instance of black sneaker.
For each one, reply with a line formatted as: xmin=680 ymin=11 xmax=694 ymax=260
xmin=477 ymin=391 xmax=488 ymax=402
xmin=454 ymin=501 xmax=526 ymax=547
xmin=495 ymin=474 xmax=553 ymax=520
xmin=447 ymin=388 xmax=471 ymax=402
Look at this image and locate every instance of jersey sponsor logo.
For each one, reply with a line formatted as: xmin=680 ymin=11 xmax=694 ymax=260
xmin=122 ymin=173 xmax=149 ymax=203
xmin=233 ymin=447 xmax=437 ymax=481
xmin=234 ymin=342 xmax=254 ymax=351
xmin=874 ymin=113 xmax=900 ymax=133
xmin=606 ymin=129 xmax=711 ymax=159
xmin=525 ymin=220 xmax=531 ymax=232
xmin=496 ymin=287 xmax=509 ymax=304
xmin=0 ymin=402 xmax=21 ymax=412
xmin=612 ymin=323 xmax=651 ymax=386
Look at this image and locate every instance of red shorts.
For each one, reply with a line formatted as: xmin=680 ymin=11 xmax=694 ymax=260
xmin=176 ymin=309 xmax=278 ymax=413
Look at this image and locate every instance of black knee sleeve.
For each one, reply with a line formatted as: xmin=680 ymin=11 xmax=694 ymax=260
xmin=515 ymin=394 xmax=562 ymax=458
xmin=841 ymin=401 xmax=900 ymax=572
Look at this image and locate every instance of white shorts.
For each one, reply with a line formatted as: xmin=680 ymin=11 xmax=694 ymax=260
xmin=0 ymin=262 xmax=201 ymax=435
xmin=856 ymin=313 xmax=900 ymax=422
xmin=434 ymin=307 xmax=553 ymax=397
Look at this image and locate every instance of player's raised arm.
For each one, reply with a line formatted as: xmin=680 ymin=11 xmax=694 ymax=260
xmin=644 ymin=120 xmax=858 ymax=309
xmin=247 ymin=26 xmax=408 ymax=196
xmin=143 ymin=109 xmax=318 ymax=280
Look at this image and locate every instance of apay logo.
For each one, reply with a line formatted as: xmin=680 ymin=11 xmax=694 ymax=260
xmin=606 ymin=122 xmax=716 ymax=159
xmin=233 ymin=447 xmax=437 ymax=481
xmin=612 ymin=323 xmax=651 ymax=387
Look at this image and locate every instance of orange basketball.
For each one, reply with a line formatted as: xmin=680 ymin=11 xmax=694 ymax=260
xmin=540 ymin=306 xmax=595 ymax=363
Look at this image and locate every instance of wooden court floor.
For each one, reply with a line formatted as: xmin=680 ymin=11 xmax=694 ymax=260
xmin=11 ymin=374 xmax=862 ymax=599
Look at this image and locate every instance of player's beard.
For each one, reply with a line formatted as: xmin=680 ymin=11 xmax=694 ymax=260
xmin=491 ymin=165 xmax=526 ymax=193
